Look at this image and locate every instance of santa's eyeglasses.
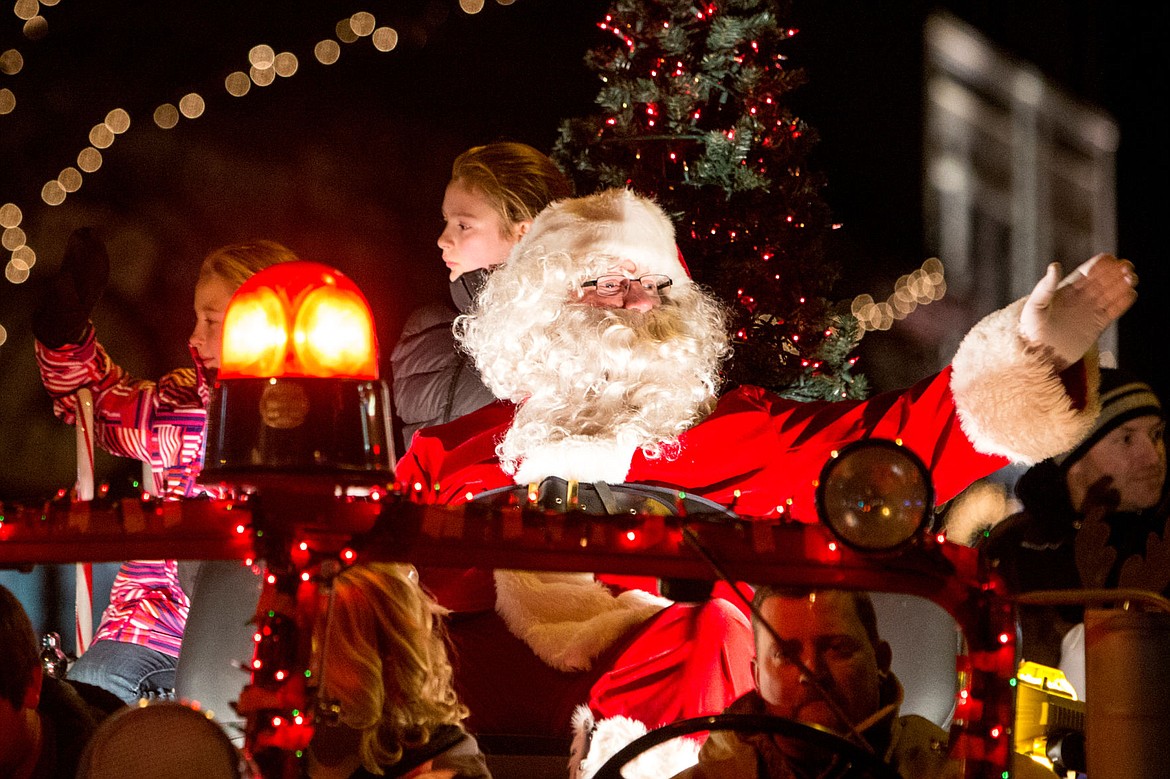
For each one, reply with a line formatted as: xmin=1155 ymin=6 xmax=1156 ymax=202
xmin=581 ymin=274 xmax=672 ymax=297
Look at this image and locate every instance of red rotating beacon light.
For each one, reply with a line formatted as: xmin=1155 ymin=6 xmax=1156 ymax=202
xmin=202 ymin=260 xmax=394 ymax=491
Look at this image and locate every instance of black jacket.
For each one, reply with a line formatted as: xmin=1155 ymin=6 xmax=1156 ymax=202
xmin=347 ymin=724 xmax=491 ymax=779
xmin=981 ymin=460 xmax=1169 ymax=665
xmin=33 ymin=676 xmax=122 ymax=778
xmin=389 ymin=270 xmax=495 ymax=452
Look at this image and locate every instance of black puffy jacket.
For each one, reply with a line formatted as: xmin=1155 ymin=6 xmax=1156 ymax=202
xmin=389 ymin=270 xmax=495 ymax=452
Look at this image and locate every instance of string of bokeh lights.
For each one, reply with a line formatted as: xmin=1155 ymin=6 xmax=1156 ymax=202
xmin=0 ymin=0 xmax=59 ymax=119
xmin=851 ymin=257 xmax=947 ymax=332
xmin=4 ymin=0 xmax=932 ymax=347
xmin=0 ymin=0 xmax=516 ymax=347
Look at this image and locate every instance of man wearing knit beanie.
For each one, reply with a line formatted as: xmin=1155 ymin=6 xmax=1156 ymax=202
xmin=982 ymin=367 xmax=1167 ymax=669
xmin=1056 ymin=369 xmax=1165 ymax=512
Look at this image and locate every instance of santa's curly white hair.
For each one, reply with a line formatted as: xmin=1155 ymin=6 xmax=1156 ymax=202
xmin=455 ymin=189 xmax=731 ymax=484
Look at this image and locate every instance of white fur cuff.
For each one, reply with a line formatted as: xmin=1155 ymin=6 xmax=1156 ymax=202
xmin=493 ymin=571 xmax=670 ymax=672
xmin=950 ymin=298 xmax=1100 ymax=465
xmin=571 ymin=705 xmax=700 ymax=779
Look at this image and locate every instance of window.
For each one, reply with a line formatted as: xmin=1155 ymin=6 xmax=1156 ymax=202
xmin=923 ymin=12 xmax=1119 ymax=363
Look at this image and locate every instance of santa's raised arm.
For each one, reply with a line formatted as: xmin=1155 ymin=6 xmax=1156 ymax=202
xmin=397 ymin=187 xmax=1135 ymax=514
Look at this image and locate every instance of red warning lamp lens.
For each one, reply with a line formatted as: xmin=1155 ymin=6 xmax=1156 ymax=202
xmin=221 ymin=287 xmax=288 ymax=378
xmin=293 ymin=286 xmax=377 ymax=378
xmin=219 ymin=261 xmax=378 ymax=380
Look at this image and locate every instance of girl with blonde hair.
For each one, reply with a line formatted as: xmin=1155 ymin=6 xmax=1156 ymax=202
xmin=33 ymin=232 xmax=297 ymax=706
xmin=391 ymin=141 xmax=572 ymax=448
xmin=309 ymin=563 xmax=489 ymax=779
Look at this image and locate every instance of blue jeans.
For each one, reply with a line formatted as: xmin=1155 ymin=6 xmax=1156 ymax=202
xmin=66 ymin=638 xmax=177 ymax=705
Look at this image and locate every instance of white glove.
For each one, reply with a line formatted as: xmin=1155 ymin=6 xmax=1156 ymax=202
xmin=1019 ymin=253 xmax=1138 ymax=370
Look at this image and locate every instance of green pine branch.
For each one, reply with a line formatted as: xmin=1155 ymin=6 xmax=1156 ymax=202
xmin=555 ymin=0 xmax=867 ymax=401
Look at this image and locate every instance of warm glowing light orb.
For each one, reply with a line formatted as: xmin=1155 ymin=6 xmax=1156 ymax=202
xmin=105 ymin=108 xmax=131 ymax=134
xmin=372 ymin=27 xmax=398 ymax=52
xmin=5 ymin=260 xmax=30 ymax=283
xmin=225 ymin=71 xmax=251 ymax=97
xmin=12 ymin=245 xmax=35 ymax=267
xmin=220 ymin=261 xmax=379 ymax=380
xmin=153 ymin=104 xmax=180 ymax=129
xmin=0 ymin=203 xmax=21 ymax=228
xmin=14 ymin=0 xmax=38 ymax=21
xmin=89 ymin=124 xmax=115 ymax=149
xmin=77 ymin=147 xmax=103 ymax=172
xmin=179 ymin=93 xmax=206 ymax=119
xmin=335 ymin=19 xmax=359 ymax=43
xmin=2 ymin=226 xmax=26 ymax=250
xmin=222 ymin=288 xmax=289 ymax=378
xmin=350 ymin=12 xmax=376 ymax=36
xmin=292 ymin=287 xmax=377 ymax=377
xmin=250 ymin=65 xmax=276 ymax=87
xmin=41 ymin=180 xmax=66 ymax=206
xmin=315 ymin=40 xmax=341 ymax=65
xmin=273 ymin=52 xmax=298 ymax=77
xmin=23 ymin=16 xmax=49 ymax=40
xmin=58 ymin=168 xmax=82 ymax=193
xmin=0 ymin=49 xmax=23 ymax=75
xmin=248 ymin=44 xmax=275 ymax=69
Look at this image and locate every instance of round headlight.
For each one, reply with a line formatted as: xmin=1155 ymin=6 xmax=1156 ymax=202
xmin=815 ymin=439 xmax=933 ymax=552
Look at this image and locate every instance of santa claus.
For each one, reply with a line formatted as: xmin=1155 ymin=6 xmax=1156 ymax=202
xmin=394 ymin=188 xmax=1136 ymax=770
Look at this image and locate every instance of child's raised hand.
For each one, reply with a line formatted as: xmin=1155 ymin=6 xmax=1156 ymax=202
xmin=32 ymin=226 xmax=111 ymax=347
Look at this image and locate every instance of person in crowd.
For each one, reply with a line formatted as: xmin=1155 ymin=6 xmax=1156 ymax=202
xmin=1 ymin=583 xmax=124 ymax=779
xmin=390 ymin=140 xmax=572 ymax=450
xmin=237 ymin=563 xmax=491 ymax=779
xmin=393 ymin=187 xmax=1137 ymax=747
xmin=601 ymin=586 xmax=1051 ymax=779
xmin=981 ymin=367 xmax=1167 ymax=685
xmin=33 ymin=230 xmax=298 ymax=707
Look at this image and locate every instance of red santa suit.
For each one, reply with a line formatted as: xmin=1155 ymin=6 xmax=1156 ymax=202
xmin=395 ymin=297 xmax=1100 ymax=742
xmin=402 ymin=368 xmax=1003 ymax=518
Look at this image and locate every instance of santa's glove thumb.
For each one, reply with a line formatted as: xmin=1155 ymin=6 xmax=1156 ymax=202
xmin=1018 ymin=254 xmax=1138 ymax=370
xmin=31 ymin=227 xmax=110 ymax=348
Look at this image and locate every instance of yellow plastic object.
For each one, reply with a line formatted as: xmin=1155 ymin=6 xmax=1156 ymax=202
xmin=1014 ymin=660 xmax=1084 ymax=766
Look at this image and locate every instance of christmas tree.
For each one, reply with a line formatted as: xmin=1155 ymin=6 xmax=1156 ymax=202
xmin=554 ymin=0 xmax=867 ymax=401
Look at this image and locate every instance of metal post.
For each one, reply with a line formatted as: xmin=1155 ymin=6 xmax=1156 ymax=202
xmin=1084 ymin=607 xmax=1170 ymax=779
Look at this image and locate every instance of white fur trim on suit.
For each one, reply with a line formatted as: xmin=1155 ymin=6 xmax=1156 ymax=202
xmin=520 ymin=188 xmax=690 ymax=286
xmin=494 ymin=571 xmax=670 ymax=672
xmin=512 ymin=437 xmax=638 ymax=485
xmin=570 ymin=705 xmax=701 ymax=779
xmin=950 ymin=298 xmax=1100 ymax=465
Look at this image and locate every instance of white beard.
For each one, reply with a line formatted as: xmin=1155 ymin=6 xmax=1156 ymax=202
xmin=500 ymin=304 xmax=722 ymax=484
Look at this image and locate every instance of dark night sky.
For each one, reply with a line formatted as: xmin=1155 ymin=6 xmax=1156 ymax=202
xmin=0 ymin=0 xmax=1165 ymax=497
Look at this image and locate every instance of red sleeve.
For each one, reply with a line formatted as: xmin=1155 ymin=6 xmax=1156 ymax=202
xmin=395 ymin=372 xmax=1007 ymax=520
xmin=394 ymin=400 xmax=518 ymax=503
xmin=35 ymin=328 xmax=202 ymax=463
xmin=626 ymin=370 xmax=1007 ymax=519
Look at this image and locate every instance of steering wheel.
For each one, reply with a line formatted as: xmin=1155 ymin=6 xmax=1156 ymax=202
xmin=591 ymin=713 xmax=903 ymax=779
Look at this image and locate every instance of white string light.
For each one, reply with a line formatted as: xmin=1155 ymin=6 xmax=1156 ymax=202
xmin=2 ymin=1 xmax=525 ymax=294
xmin=851 ymin=258 xmax=947 ymax=332
xmin=2 ymin=4 xmax=490 ymax=289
